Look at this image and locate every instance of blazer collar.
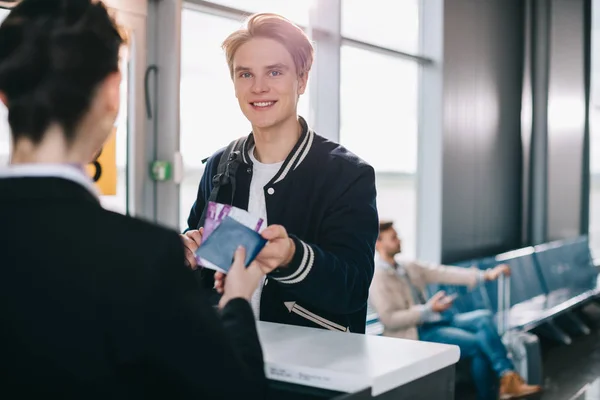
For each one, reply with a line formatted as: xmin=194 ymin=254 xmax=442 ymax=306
xmin=0 ymin=163 xmax=100 ymax=200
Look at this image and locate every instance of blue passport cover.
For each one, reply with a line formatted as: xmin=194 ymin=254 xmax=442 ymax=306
xmin=195 ymin=216 xmax=267 ymax=273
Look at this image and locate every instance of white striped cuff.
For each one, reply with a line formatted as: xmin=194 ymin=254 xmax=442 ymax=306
xmin=273 ymin=240 xmax=315 ymax=284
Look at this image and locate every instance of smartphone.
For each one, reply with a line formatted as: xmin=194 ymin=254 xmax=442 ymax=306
xmin=441 ymin=293 xmax=459 ymax=304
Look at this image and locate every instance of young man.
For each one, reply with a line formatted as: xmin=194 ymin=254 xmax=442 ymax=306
xmin=182 ymin=13 xmax=378 ymax=333
xmin=369 ymin=221 xmax=542 ymax=400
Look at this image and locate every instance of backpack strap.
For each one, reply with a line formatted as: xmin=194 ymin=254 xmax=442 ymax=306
xmin=197 ymin=137 xmax=246 ymax=229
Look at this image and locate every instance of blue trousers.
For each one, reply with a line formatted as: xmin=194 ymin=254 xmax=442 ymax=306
xmin=419 ymin=309 xmax=514 ymax=400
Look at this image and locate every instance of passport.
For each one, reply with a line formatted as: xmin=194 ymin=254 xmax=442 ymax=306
xmin=202 ymin=201 xmax=264 ymax=244
xmin=195 ymin=216 xmax=267 ymax=274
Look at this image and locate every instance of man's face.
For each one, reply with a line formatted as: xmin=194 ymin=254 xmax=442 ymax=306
xmin=232 ymin=37 xmax=308 ymax=130
xmin=377 ymin=227 xmax=402 ymax=257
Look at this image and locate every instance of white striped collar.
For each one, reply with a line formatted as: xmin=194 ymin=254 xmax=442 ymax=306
xmin=241 ymin=115 xmax=314 ymax=183
xmin=0 ymin=163 xmax=100 ymax=199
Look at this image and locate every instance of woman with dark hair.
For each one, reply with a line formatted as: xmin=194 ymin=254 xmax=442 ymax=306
xmin=0 ymin=1 xmax=267 ymax=398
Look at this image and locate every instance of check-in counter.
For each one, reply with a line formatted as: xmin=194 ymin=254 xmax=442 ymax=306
xmin=258 ymin=322 xmax=461 ymax=399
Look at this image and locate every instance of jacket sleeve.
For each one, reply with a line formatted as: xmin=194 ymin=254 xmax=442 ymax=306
xmin=185 ymin=154 xmax=220 ymax=232
xmin=142 ymin=232 xmax=267 ymax=399
xmin=414 ymin=261 xmax=483 ymax=289
xmin=269 ymin=164 xmax=378 ymax=314
xmin=368 ymin=271 xmax=427 ymax=331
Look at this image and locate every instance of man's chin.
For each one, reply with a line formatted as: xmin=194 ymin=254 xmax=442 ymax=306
xmin=247 ymin=117 xmax=281 ymax=130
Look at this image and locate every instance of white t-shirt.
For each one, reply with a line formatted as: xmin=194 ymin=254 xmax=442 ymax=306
xmin=248 ymin=146 xmax=283 ymax=319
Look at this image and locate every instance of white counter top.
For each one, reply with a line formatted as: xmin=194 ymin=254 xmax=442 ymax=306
xmin=257 ymin=322 xmax=461 ymax=397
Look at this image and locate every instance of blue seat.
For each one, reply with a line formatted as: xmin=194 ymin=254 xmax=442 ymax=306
xmin=365 ymin=303 xmax=384 ymax=336
xmin=535 ymin=236 xmax=597 ymax=292
xmin=562 ymin=236 xmax=599 ymax=292
xmin=490 ymin=238 xmax=599 ymax=334
xmin=427 ymin=257 xmax=494 ymax=319
xmin=485 ymin=248 xmax=550 ymax=333
xmin=471 ymin=256 xmax=503 ymax=314
xmin=444 ymin=252 xmax=548 ymax=333
xmin=494 ymin=247 xmax=546 ymax=306
xmin=533 ymin=236 xmax=599 ymax=313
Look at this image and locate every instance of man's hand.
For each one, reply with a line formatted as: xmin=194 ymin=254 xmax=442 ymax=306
xmin=484 ymin=263 xmax=511 ymax=281
xmin=254 ymin=225 xmax=296 ymax=274
xmin=428 ymin=291 xmax=454 ymax=313
xmin=180 ymin=228 xmax=203 ymax=269
xmin=215 ymin=225 xmax=295 ymax=291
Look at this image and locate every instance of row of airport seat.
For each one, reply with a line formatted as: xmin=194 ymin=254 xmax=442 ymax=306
xmin=366 ymin=235 xmax=599 ymax=340
xmin=364 ymin=237 xmax=598 ymax=392
xmin=430 ymin=235 xmax=599 ymax=340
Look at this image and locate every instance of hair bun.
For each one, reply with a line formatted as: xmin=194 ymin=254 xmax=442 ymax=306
xmin=0 ymin=0 xmax=124 ymax=143
xmin=0 ymin=15 xmax=51 ymax=98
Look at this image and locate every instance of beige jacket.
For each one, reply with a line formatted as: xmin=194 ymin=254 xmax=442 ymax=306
xmin=368 ymin=256 xmax=482 ymax=340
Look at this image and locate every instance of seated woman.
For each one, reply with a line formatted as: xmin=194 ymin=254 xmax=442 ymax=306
xmin=0 ymin=0 xmax=266 ymax=398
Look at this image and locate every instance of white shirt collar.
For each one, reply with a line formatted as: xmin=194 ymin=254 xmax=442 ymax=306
xmin=375 ymin=253 xmax=407 ymax=275
xmin=248 ymin=145 xmax=284 ymax=170
xmin=0 ymin=163 xmax=100 ymax=199
xmin=375 ymin=252 xmax=394 ymax=270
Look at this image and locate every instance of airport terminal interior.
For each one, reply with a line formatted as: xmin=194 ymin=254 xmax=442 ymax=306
xmin=2 ymin=0 xmax=600 ymax=399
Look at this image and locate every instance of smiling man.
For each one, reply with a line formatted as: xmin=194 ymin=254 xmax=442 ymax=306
xmin=182 ymin=13 xmax=379 ymax=333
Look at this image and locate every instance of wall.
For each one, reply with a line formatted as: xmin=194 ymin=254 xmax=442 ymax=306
xmin=441 ymin=0 xmax=525 ymax=263
xmin=546 ymin=0 xmax=590 ymax=241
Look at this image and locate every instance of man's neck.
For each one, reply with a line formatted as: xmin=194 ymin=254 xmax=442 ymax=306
xmin=252 ymin=115 xmax=302 ymax=164
xmin=379 ymin=252 xmax=397 ymax=267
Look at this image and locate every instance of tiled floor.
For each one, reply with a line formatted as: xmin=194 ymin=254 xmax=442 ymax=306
xmin=458 ymin=301 xmax=600 ymax=400
xmin=539 ymin=303 xmax=600 ymax=400
xmin=569 ymin=379 xmax=600 ymax=400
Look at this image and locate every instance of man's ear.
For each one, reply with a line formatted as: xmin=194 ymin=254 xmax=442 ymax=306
xmin=297 ymin=71 xmax=309 ymax=95
xmin=0 ymin=92 xmax=8 ymax=107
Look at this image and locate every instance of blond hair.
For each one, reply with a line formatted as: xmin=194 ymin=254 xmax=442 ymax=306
xmin=222 ymin=13 xmax=314 ymax=79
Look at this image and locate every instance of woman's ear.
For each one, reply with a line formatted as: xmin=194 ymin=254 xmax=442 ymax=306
xmin=0 ymin=92 xmax=8 ymax=107
xmin=104 ymin=71 xmax=122 ymax=114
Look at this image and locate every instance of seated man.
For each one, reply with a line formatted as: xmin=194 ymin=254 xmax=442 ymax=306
xmin=369 ymin=221 xmax=542 ymax=400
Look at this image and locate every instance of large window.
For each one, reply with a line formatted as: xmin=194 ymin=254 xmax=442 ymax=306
xmin=0 ymin=96 xmax=9 ymax=166
xmin=341 ymin=0 xmax=420 ymax=54
xmin=590 ymin=19 xmax=600 ymax=257
xmin=98 ymin=55 xmax=130 ymax=214
xmin=339 ymin=46 xmax=418 ymax=173
xmin=0 ymin=9 xmax=10 ymax=166
xmin=204 ymin=0 xmax=311 ymax=26
xmin=340 ymin=2 xmax=421 ymax=259
xmin=179 ymin=6 xmax=310 ymax=230
xmin=590 ymin=105 xmax=600 ymax=256
xmin=340 ymin=46 xmax=419 ymax=259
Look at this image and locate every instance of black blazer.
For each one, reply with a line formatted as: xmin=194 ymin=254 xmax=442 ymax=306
xmin=0 ymin=175 xmax=266 ymax=399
